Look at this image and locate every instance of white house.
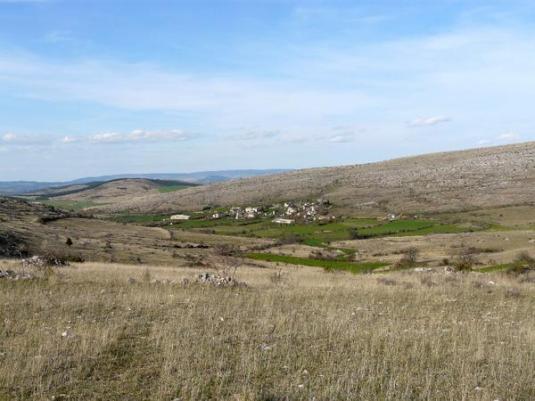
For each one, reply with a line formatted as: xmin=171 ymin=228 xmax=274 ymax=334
xmin=272 ymin=218 xmax=295 ymax=225
xmin=285 ymin=206 xmax=298 ymax=216
xmin=245 ymin=206 xmax=260 ymax=219
xmin=170 ymin=214 xmax=190 ymax=221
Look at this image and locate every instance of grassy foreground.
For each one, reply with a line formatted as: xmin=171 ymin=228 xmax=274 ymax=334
xmin=0 ymin=261 xmax=534 ymax=401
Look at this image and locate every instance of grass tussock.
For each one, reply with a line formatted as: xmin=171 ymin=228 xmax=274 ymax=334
xmin=0 ymin=260 xmax=533 ymax=401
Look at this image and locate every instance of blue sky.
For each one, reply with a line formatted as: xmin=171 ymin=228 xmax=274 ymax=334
xmin=1 ymin=0 xmax=534 ymax=180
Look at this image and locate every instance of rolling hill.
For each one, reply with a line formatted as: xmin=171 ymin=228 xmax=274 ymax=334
xmin=0 ymin=169 xmax=290 ymax=195
xmin=23 ymin=178 xmax=198 ymax=210
xmin=97 ymin=142 xmax=535 ymax=215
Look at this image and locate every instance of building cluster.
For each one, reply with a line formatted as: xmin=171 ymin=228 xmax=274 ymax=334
xmin=168 ymin=199 xmax=334 ymax=225
xmin=204 ymin=199 xmax=333 ymax=225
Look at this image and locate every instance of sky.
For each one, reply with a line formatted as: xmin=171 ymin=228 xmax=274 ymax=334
xmin=1 ymin=0 xmax=535 ymax=181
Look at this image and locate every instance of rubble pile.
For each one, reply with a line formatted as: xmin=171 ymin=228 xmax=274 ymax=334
xmin=21 ymin=255 xmax=69 ymax=269
xmin=196 ymin=272 xmax=246 ymax=288
xmin=0 ymin=269 xmax=33 ymax=280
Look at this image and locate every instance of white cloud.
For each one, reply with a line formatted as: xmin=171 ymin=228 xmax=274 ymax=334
xmin=477 ymin=131 xmax=522 ymax=146
xmin=0 ymin=129 xmax=192 ymax=147
xmin=43 ymin=30 xmax=74 ymax=44
xmin=498 ymin=131 xmax=521 ymax=141
xmin=61 ymin=136 xmax=77 ymax=144
xmin=88 ymin=129 xmax=192 ymax=144
xmin=327 ymin=134 xmax=354 ymax=143
xmin=2 ymin=133 xmax=17 ymax=142
xmin=1 ymin=19 xmax=535 ymax=173
xmin=321 ymin=125 xmax=365 ymax=143
xmin=407 ymin=116 xmax=451 ymax=127
xmin=231 ymin=130 xmax=279 ymax=141
xmin=0 ymin=52 xmax=371 ymax=128
xmin=1 ymin=132 xmax=49 ymax=145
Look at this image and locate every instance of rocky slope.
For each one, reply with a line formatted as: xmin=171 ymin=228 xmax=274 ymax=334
xmin=97 ymin=142 xmax=535 ymax=215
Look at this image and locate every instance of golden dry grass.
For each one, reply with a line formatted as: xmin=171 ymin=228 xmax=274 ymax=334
xmin=0 ymin=260 xmax=534 ymax=401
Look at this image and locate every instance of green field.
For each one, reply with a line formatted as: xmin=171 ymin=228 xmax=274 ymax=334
xmin=170 ymin=216 xmax=474 ymax=245
xmin=477 ymin=263 xmax=514 ymax=273
xmin=353 ymin=219 xmax=468 ymax=238
xmin=246 ymin=252 xmax=388 ymax=273
xmin=158 ymin=184 xmax=193 ymax=193
xmin=112 ymin=214 xmax=170 ymax=224
xmin=109 ymin=212 xmax=479 ymax=246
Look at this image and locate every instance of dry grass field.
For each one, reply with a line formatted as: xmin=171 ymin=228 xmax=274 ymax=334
xmin=0 ymin=197 xmax=271 ymax=266
xmin=1 ymin=260 xmax=533 ymax=401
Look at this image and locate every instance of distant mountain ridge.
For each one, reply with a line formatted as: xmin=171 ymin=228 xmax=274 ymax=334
xmin=0 ymin=169 xmax=290 ymax=195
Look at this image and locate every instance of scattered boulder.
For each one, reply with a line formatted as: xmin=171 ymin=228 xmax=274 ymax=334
xmin=0 ymin=269 xmax=33 ymax=280
xmin=21 ymin=255 xmax=69 ymax=269
xmin=413 ymin=267 xmax=433 ymax=273
xmin=196 ymin=272 xmax=246 ymax=288
xmin=173 ymin=243 xmax=210 ymax=249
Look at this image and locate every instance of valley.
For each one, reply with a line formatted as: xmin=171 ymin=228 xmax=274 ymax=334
xmin=2 ymin=143 xmax=535 ymax=401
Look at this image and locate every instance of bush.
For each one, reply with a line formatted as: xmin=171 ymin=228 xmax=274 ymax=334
xmin=277 ymin=234 xmax=303 ymax=245
xmin=348 ymin=228 xmax=359 ymax=240
xmin=395 ymin=247 xmax=419 ymax=269
xmin=452 ymin=248 xmax=477 ymax=272
xmin=347 ymin=228 xmax=372 ymax=240
xmin=214 ymin=244 xmax=238 ymax=256
xmin=509 ymin=251 xmax=535 ymax=274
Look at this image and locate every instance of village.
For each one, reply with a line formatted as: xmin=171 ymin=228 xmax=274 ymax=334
xmin=170 ymin=198 xmax=336 ymax=224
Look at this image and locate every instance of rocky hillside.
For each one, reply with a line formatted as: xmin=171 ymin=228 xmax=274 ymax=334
xmin=24 ymin=178 xmax=197 ymax=208
xmin=97 ymin=142 xmax=535 ymax=215
xmin=0 ymin=197 xmax=185 ymax=264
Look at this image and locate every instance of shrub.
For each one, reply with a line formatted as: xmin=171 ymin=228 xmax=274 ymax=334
xmin=214 ymin=243 xmax=238 ymax=256
xmin=452 ymin=248 xmax=477 ymax=272
xmin=395 ymin=247 xmax=419 ymax=269
xmin=347 ymin=228 xmax=372 ymax=240
xmin=278 ymin=234 xmax=303 ymax=245
xmin=348 ymin=228 xmax=359 ymax=240
xmin=508 ymin=251 xmax=535 ymax=274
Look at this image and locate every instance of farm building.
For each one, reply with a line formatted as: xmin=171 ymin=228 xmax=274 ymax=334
xmin=272 ymin=218 xmax=295 ymax=225
xmin=170 ymin=214 xmax=190 ymax=221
